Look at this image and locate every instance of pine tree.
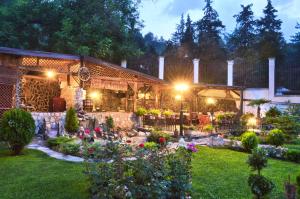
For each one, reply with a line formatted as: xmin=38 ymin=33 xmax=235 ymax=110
xmin=257 ymin=0 xmax=284 ymax=61
xmin=291 ymin=23 xmax=300 ymax=56
xmin=182 ymin=15 xmax=195 ymax=46
xmin=228 ymin=4 xmax=257 ymax=60
xmin=197 ymin=0 xmax=226 ymax=62
xmin=172 ymin=14 xmax=185 ymax=45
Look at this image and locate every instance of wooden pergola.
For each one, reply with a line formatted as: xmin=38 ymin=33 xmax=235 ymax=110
xmin=0 ymin=47 xmax=167 ymax=113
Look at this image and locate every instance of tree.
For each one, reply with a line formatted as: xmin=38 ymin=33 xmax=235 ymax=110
xmin=228 ymin=4 xmax=257 ymax=60
xmin=248 ymin=99 xmax=270 ymax=118
xmin=257 ymin=0 xmax=284 ymax=61
xmin=0 ymin=0 xmax=144 ymax=63
xmin=291 ymin=23 xmax=300 ymax=64
xmin=65 ymin=107 xmax=79 ymax=134
xmin=172 ymin=14 xmax=185 ymax=45
xmin=196 ymin=0 xmax=226 ymax=62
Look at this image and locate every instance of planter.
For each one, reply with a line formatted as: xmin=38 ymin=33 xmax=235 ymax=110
xmin=184 ymin=130 xmax=192 ymax=137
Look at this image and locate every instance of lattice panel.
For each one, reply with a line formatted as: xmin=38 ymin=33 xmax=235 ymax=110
xmin=87 ymin=63 xmax=122 ymax=78
xmin=21 ymin=57 xmax=73 ymax=73
xmin=0 ymin=84 xmax=13 ymax=116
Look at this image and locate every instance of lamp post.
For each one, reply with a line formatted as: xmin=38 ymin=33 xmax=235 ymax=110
xmin=206 ymin=97 xmax=217 ymax=145
xmin=174 ymin=83 xmax=189 ymax=137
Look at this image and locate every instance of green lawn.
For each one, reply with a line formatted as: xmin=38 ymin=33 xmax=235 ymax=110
xmin=192 ymin=147 xmax=300 ymax=199
xmin=1 ymin=145 xmax=300 ymax=199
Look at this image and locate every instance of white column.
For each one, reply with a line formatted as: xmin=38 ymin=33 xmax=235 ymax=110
xmin=158 ymin=56 xmax=164 ymax=80
xmin=227 ymin=60 xmax=234 ymax=86
xmin=193 ymin=59 xmax=200 ymax=84
xmin=121 ymin=60 xmax=127 ymax=68
xmin=269 ymin=58 xmax=276 ymax=99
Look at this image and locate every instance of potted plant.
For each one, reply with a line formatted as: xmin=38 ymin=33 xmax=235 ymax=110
xmin=183 ymin=125 xmax=196 ymax=137
xmin=135 ymin=107 xmax=147 ymax=127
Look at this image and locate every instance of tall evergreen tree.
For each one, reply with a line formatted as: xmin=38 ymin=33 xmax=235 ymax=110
xmin=172 ymin=14 xmax=185 ymax=44
xmin=228 ymin=4 xmax=257 ymax=60
xmin=197 ymin=0 xmax=226 ymax=62
xmin=257 ymin=0 xmax=284 ymax=61
xmin=182 ymin=15 xmax=195 ymax=45
xmin=291 ymin=23 xmax=300 ymax=64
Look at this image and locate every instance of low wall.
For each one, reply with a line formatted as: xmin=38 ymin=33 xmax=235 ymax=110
xmin=31 ymin=112 xmax=136 ymax=133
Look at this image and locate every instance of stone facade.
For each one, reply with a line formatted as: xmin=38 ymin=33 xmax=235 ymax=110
xmin=31 ymin=112 xmax=66 ymax=133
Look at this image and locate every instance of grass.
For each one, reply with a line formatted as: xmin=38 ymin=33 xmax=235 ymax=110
xmin=192 ymin=147 xmax=300 ymax=199
xmin=1 ymin=144 xmax=300 ymax=199
xmin=0 ymin=146 xmax=89 ymax=199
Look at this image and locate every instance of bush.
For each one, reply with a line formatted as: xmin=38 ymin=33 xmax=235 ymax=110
xmin=248 ymin=174 xmax=274 ymax=198
xmin=135 ymin=107 xmax=147 ymax=117
xmin=147 ymin=131 xmax=171 ymax=144
xmin=106 ymin=116 xmax=114 ymax=130
xmin=47 ymin=136 xmax=74 ymax=150
xmin=0 ymin=108 xmax=35 ymax=155
xmin=248 ymin=148 xmax=268 ymax=175
xmin=265 ymin=107 xmax=281 ymax=118
xmin=143 ymin=141 xmax=158 ymax=150
xmin=60 ymin=142 xmax=80 ymax=156
xmin=162 ymin=110 xmax=174 ymax=117
xmin=203 ymin=124 xmax=214 ymax=132
xmin=64 ymin=107 xmax=79 ymax=134
xmin=148 ymin=109 xmax=161 ymax=117
xmin=264 ymin=115 xmax=300 ymax=136
xmin=285 ymin=150 xmax=300 ymax=163
xmin=296 ymin=174 xmax=300 ymax=196
xmin=241 ymin=131 xmax=259 ymax=152
xmin=266 ymin=129 xmax=285 ymax=147
xmin=83 ymin=140 xmax=194 ymax=198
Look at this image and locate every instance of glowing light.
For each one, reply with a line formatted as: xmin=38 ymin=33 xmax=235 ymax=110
xmin=247 ymin=117 xmax=257 ymax=127
xmin=206 ymin=97 xmax=216 ymax=105
xmin=46 ymin=70 xmax=55 ymax=79
xmin=175 ymin=95 xmax=182 ymax=101
xmin=89 ymin=91 xmax=101 ymax=100
xmin=174 ymin=83 xmax=189 ymax=92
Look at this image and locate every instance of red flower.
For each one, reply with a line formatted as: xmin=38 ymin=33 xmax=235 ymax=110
xmin=139 ymin=143 xmax=144 ymax=148
xmin=159 ymin=137 xmax=166 ymax=144
xmin=94 ymin=127 xmax=101 ymax=133
xmin=85 ymin=129 xmax=90 ymax=134
xmin=79 ymin=135 xmax=84 ymax=140
xmin=126 ymin=140 xmax=132 ymax=143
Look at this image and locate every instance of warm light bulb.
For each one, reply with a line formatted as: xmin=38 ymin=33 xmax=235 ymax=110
xmin=90 ymin=91 xmax=100 ymax=100
xmin=46 ymin=70 xmax=55 ymax=78
xmin=174 ymin=83 xmax=189 ymax=91
xmin=247 ymin=117 xmax=257 ymax=127
xmin=206 ymin=98 xmax=216 ymax=105
xmin=175 ymin=95 xmax=182 ymax=101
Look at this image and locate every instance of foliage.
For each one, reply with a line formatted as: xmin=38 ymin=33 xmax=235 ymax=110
xmin=162 ymin=110 xmax=174 ymax=117
xmin=147 ymin=131 xmax=171 ymax=144
xmin=227 ymin=4 xmax=257 ymax=59
xmin=248 ymin=148 xmax=268 ymax=175
xmin=203 ymin=124 xmax=214 ymax=132
xmin=241 ymin=131 xmax=259 ymax=152
xmin=60 ymin=142 xmax=80 ymax=156
xmin=183 ymin=125 xmax=197 ymax=130
xmin=248 ymin=174 xmax=275 ymax=198
xmin=105 ymin=116 xmax=114 ymax=130
xmin=285 ymin=103 xmax=300 ymax=117
xmin=0 ymin=0 xmax=143 ymax=62
xmin=240 ymin=113 xmax=255 ymax=126
xmin=135 ymin=107 xmax=147 ymax=117
xmin=264 ymin=115 xmax=300 ymax=136
xmin=47 ymin=136 xmax=74 ymax=149
xmin=266 ymin=129 xmax=285 ymax=147
xmin=143 ymin=142 xmax=158 ymax=150
xmin=64 ymin=108 xmax=79 ymax=134
xmin=285 ymin=150 xmax=300 ymax=163
xmin=265 ymin=107 xmax=281 ymax=118
xmin=297 ymin=174 xmax=300 ymax=196
xmin=216 ymin=112 xmax=236 ymax=124
xmin=148 ymin=109 xmax=161 ymax=117
xmin=0 ymin=108 xmax=35 ymax=154
xmin=83 ymin=141 xmax=194 ymax=198
xmin=257 ymin=0 xmax=284 ymax=61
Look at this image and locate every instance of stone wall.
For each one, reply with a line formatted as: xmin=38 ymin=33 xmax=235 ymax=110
xmin=31 ymin=112 xmax=65 ymax=133
xmin=86 ymin=112 xmax=137 ymax=129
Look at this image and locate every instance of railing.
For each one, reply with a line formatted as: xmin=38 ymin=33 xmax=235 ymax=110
xmin=276 ymin=62 xmax=300 ymax=94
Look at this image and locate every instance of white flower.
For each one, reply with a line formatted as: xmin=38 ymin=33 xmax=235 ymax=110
xmin=178 ymin=138 xmax=186 ymax=148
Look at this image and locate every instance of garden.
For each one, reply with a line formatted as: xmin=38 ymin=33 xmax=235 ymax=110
xmin=1 ymin=101 xmax=300 ymax=198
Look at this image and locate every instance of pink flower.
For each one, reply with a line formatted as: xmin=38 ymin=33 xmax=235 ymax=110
xmin=187 ymin=143 xmax=198 ymax=153
xmin=85 ymin=129 xmax=90 ymax=134
xmin=88 ymin=147 xmax=95 ymax=154
xmin=79 ymin=135 xmax=84 ymax=140
xmin=139 ymin=143 xmax=144 ymax=148
xmin=159 ymin=137 xmax=166 ymax=144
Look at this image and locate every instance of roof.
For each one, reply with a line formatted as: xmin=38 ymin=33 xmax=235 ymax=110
xmin=0 ymin=47 xmax=166 ymax=84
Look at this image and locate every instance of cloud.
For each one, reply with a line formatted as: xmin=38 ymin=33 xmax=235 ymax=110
xmin=165 ymin=0 xmax=204 ymax=16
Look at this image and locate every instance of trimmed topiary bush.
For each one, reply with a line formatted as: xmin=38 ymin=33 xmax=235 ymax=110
xmin=248 ymin=174 xmax=274 ymax=198
xmin=266 ymin=129 xmax=285 ymax=147
xmin=248 ymin=148 xmax=268 ymax=175
xmin=106 ymin=116 xmax=114 ymax=130
xmin=0 ymin=108 xmax=35 ymax=155
xmin=64 ymin=107 xmax=79 ymax=134
xmin=241 ymin=131 xmax=259 ymax=152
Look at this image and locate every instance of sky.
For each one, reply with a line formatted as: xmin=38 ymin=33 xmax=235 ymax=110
xmin=138 ymin=0 xmax=300 ymax=41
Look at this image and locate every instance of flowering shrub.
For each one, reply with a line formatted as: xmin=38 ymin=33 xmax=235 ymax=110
xmin=83 ymin=140 xmax=196 ymax=198
xmin=147 ymin=131 xmax=171 ymax=144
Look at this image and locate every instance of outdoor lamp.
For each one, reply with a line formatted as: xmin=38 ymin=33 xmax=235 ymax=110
xmin=206 ymin=97 xmax=216 ymax=105
xmin=90 ymin=91 xmax=101 ymax=100
xmin=247 ymin=117 xmax=257 ymax=128
xmin=174 ymin=83 xmax=189 ymax=137
xmin=46 ymin=70 xmax=56 ymax=79
xmin=175 ymin=94 xmax=182 ymax=101
xmin=175 ymin=83 xmax=189 ymax=92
